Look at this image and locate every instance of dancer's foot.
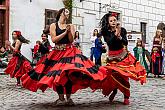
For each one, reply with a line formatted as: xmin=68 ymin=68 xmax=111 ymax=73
xmin=66 ymin=98 xmax=75 ymax=106
xmin=55 ymin=99 xmax=66 ymax=106
xmin=123 ymin=98 xmax=129 ymax=105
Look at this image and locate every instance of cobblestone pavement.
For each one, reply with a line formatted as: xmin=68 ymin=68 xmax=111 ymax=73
xmin=0 ymin=75 xmax=165 ymax=110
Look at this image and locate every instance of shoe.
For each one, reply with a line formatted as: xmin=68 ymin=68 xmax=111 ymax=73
xmin=55 ymin=99 xmax=66 ymax=106
xmin=123 ymin=98 xmax=129 ymax=105
xmin=16 ymin=83 xmax=22 ymax=88
xmin=109 ymin=93 xmax=116 ymax=102
xmin=66 ymin=98 xmax=75 ymax=106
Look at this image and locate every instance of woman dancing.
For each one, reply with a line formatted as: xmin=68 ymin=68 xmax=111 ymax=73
xmin=21 ymin=8 xmax=106 ymax=106
xmin=5 ymin=31 xmax=32 ymax=86
xmin=96 ymin=12 xmax=146 ymax=105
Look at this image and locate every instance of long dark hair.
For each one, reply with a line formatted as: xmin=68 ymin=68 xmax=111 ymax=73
xmin=56 ymin=8 xmax=66 ymax=22
xmin=136 ymin=40 xmax=144 ymax=48
xmin=41 ymin=33 xmax=48 ymax=38
xmin=12 ymin=31 xmax=30 ymax=44
xmin=43 ymin=25 xmax=50 ymax=34
xmin=93 ymin=29 xmax=99 ymax=37
xmin=99 ymin=13 xmax=114 ymax=36
xmin=74 ymin=31 xmax=79 ymax=39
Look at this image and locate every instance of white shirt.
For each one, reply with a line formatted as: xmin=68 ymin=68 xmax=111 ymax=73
xmin=90 ymin=36 xmax=97 ymax=47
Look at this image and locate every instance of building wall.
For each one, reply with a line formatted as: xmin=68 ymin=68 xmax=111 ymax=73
xmin=9 ymin=0 xmax=64 ymax=60
xmin=73 ymin=0 xmax=165 ymax=55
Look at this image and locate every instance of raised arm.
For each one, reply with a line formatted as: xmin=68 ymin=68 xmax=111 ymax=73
xmin=9 ymin=40 xmax=22 ymax=51
xmin=49 ymin=23 xmax=68 ymax=43
xmin=68 ymin=24 xmax=75 ymax=43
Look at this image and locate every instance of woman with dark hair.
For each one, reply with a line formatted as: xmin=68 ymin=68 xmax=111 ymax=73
xmin=133 ymin=40 xmax=149 ymax=74
xmin=21 ymin=8 xmax=106 ymax=106
xmin=151 ymin=29 xmax=163 ymax=77
xmin=95 ymin=12 xmax=146 ymax=105
xmin=94 ymin=35 xmax=105 ymax=65
xmin=73 ymin=31 xmax=80 ymax=48
xmin=35 ymin=33 xmax=51 ymax=65
xmin=90 ymin=29 xmax=99 ymax=61
xmin=5 ymin=31 xmax=32 ymax=86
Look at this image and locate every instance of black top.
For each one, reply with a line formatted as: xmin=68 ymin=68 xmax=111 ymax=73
xmin=12 ymin=41 xmax=22 ymax=51
xmin=38 ymin=40 xmax=50 ymax=55
xmin=56 ymin=23 xmax=70 ymax=44
xmin=103 ymin=27 xmax=128 ymax=51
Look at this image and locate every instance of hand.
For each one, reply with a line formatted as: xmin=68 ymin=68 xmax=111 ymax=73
xmin=115 ymin=27 xmax=121 ymax=37
xmin=66 ymin=25 xmax=71 ymax=32
xmin=6 ymin=41 xmax=11 ymax=46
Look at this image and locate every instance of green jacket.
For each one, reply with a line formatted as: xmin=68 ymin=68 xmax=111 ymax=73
xmin=133 ymin=47 xmax=149 ymax=72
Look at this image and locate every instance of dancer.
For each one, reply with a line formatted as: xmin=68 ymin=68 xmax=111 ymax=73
xmin=36 ymin=33 xmax=51 ymax=65
xmin=21 ymin=8 xmax=106 ymax=106
xmin=5 ymin=31 xmax=32 ymax=86
xmin=97 ymin=12 xmax=146 ymax=105
xmin=133 ymin=40 xmax=149 ymax=74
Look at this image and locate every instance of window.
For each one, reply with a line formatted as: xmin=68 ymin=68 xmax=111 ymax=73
xmin=140 ymin=22 xmax=147 ymax=43
xmin=45 ymin=9 xmax=58 ymax=27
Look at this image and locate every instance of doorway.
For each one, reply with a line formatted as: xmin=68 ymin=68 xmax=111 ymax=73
xmin=0 ymin=10 xmax=5 ymax=46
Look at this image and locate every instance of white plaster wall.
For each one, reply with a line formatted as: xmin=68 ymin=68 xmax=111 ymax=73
xmin=73 ymin=0 xmax=165 ymax=53
xmin=10 ymin=0 xmax=64 ymax=61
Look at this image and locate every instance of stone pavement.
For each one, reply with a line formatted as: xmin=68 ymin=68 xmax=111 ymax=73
xmin=1 ymin=75 xmax=165 ymax=110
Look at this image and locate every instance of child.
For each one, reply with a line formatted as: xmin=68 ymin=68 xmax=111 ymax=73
xmin=0 ymin=46 xmax=8 ymax=68
xmin=151 ymin=47 xmax=161 ymax=77
xmin=133 ymin=40 xmax=149 ymax=74
xmin=33 ymin=40 xmax=41 ymax=63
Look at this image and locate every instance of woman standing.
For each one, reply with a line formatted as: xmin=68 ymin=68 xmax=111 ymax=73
xmin=94 ymin=35 xmax=105 ymax=65
xmin=5 ymin=31 xmax=32 ymax=86
xmin=96 ymin=13 xmax=146 ymax=105
xmin=73 ymin=31 xmax=80 ymax=48
xmin=133 ymin=40 xmax=149 ymax=74
xmin=21 ymin=8 xmax=106 ymax=106
xmin=151 ymin=29 xmax=163 ymax=77
xmin=90 ymin=29 xmax=98 ymax=61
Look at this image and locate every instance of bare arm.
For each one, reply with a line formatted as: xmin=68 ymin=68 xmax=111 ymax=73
xmin=9 ymin=40 xmax=22 ymax=51
xmin=68 ymin=24 xmax=75 ymax=43
xmin=49 ymin=23 xmax=68 ymax=43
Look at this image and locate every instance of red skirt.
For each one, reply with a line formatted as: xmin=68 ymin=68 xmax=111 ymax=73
xmin=90 ymin=49 xmax=146 ymax=97
xmin=21 ymin=44 xmax=107 ymax=93
xmin=36 ymin=54 xmax=47 ymax=65
xmin=5 ymin=53 xmax=32 ymax=78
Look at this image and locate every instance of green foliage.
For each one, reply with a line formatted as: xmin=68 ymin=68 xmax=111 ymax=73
xmin=63 ymin=0 xmax=73 ymax=23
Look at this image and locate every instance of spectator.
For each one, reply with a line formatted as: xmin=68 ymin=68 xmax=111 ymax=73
xmin=90 ymin=29 xmax=98 ymax=61
xmin=133 ymin=40 xmax=150 ymax=74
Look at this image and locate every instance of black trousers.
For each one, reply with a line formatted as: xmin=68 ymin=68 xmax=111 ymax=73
xmin=112 ymin=88 xmax=129 ymax=99
xmin=56 ymin=80 xmax=72 ymax=94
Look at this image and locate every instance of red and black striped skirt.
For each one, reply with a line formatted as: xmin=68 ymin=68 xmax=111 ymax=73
xmin=21 ymin=44 xmax=107 ymax=93
xmin=90 ymin=49 xmax=146 ymax=97
xmin=5 ymin=52 xmax=32 ymax=78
